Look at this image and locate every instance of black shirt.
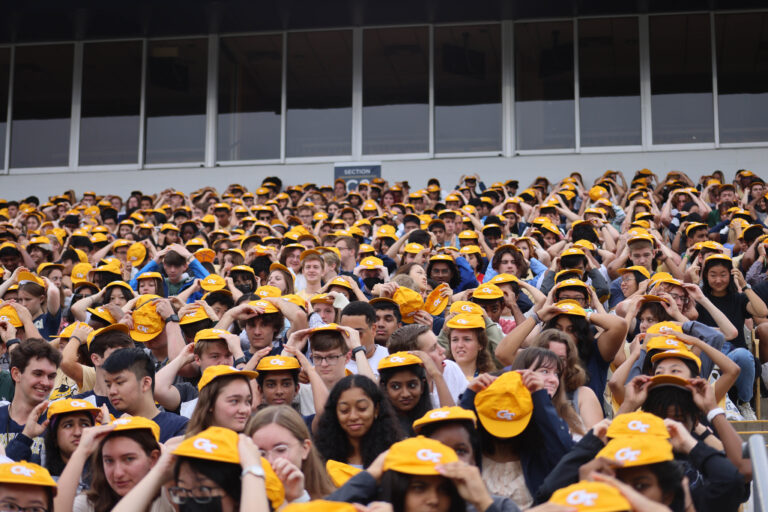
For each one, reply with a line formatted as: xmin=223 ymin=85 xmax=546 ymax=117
xmin=696 ymin=292 xmax=750 ymax=348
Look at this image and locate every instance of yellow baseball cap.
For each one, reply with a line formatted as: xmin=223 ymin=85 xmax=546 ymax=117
xmin=200 ymin=274 xmax=226 ymax=292
xmin=47 ymin=398 xmax=100 ymax=420
xmin=0 ymin=461 xmax=56 ymax=489
xmin=648 ymin=374 xmax=691 ymax=391
xmin=197 ymin=364 xmax=259 ymax=391
xmin=560 ymin=247 xmax=586 ymax=258
xmin=0 ymin=305 xmax=23 ymax=328
xmin=85 ymin=324 xmax=130 ymax=348
xmin=549 ymin=481 xmax=631 ymax=512
xmin=358 ymin=256 xmax=384 ymax=269
xmin=606 ymin=411 xmax=670 ymax=439
xmin=382 ymin=437 xmax=459 ymax=475
xmin=446 ymin=313 xmax=485 ymax=329
xmin=193 ymin=328 xmax=230 ymax=344
xmin=130 ymin=300 xmax=165 ymax=342
xmin=325 ymin=460 xmax=363 ymax=488
xmin=393 ymin=287 xmax=424 ymax=324
xmin=650 ymin=347 xmax=701 ymax=370
xmin=87 ymin=305 xmax=116 ymax=325
xmin=58 ymin=321 xmax=93 ymax=339
xmin=423 ymin=283 xmax=450 ymax=316
xmin=472 ymin=284 xmax=504 ymax=300
xmin=255 ymin=285 xmax=282 ymax=298
xmin=18 ymin=270 xmax=45 ymax=288
xmin=256 ymin=355 xmax=301 ymax=372
xmin=449 ymin=301 xmax=483 ymax=316
xmin=554 ymin=300 xmax=587 ymax=317
xmin=283 ymin=500 xmax=356 ymax=512
xmin=597 ymin=435 xmax=674 ymax=467
xmin=71 ymin=262 xmax=93 ymax=283
xmin=645 ymin=321 xmax=683 ymax=335
xmin=327 ymin=276 xmax=352 ymax=290
xmin=110 ymin=415 xmax=161 ymax=441
xmin=248 ymin=299 xmax=279 ymax=314
xmin=179 ymin=306 xmax=210 ymax=325
xmin=488 ymin=273 xmax=519 ymax=286
xmin=474 ymin=371 xmax=533 ymax=438
xmin=309 ymin=293 xmax=335 ymax=305
xmin=126 ymin=242 xmax=147 ymax=266
xmin=173 ymin=427 xmax=284 ymax=509
xmin=378 ymin=351 xmax=423 ymax=371
xmin=404 ymin=243 xmax=425 ymax=254
xmin=412 ymin=406 xmax=478 ymax=433
xmin=617 ymin=266 xmax=651 ymax=280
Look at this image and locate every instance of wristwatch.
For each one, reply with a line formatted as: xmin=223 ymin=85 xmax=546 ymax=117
xmin=351 ymin=346 xmax=367 ymax=358
xmin=241 ymin=464 xmax=265 ymax=479
xmin=164 ymin=314 xmax=180 ymax=323
xmin=233 ymin=356 xmax=247 ymax=367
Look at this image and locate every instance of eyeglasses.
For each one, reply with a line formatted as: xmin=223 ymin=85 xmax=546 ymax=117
xmin=311 ymin=353 xmax=345 ymax=365
xmin=259 ymin=440 xmax=299 ymax=459
xmin=620 ymin=276 xmax=636 ymax=283
xmin=0 ymin=503 xmax=48 ymax=512
xmin=168 ymin=486 xmax=225 ymax=505
xmin=667 ymin=293 xmax=690 ymax=306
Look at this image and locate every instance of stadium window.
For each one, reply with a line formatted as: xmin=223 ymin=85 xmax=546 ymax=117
xmin=362 ymin=26 xmax=429 ymax=155
xmin=145 ymin=38 xmax=208 ymax=164
xmin=514 ymin=21 xmax=575 ymax=150
xmin=649 ymin=14 xmax=714 ymax=144
xmin=286 ymin=30 xmax=352 ymax=157
xmin=10 ymin=44 xmax=73 ymax=168
xmin=434 ymin=24 xmax=502 ymax=153
xmin=0 ymin=48 xmax=8 ymax=167
xmin=79 ymin=41 xmax=142 ymax=165
xmin=218 ymin=34 xmax=282 ymax=161
xmin=716 ymin=12 xmax=768 ymax=143
xmin=578 ymin=17 xmax=641 ymax=147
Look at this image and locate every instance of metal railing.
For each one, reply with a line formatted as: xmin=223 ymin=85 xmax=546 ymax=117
xmin=749 ymin=434 xmax=768 ymax=512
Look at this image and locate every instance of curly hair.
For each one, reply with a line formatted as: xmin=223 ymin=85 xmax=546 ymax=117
xmin=491 ymin=245 xmax=529 ymax=278
xmin=531 ymin=329 xmax=587 ymax=392
xmin=315 ymin=375 xmax=403 ymax=467
xmin=446 ymin=327 xmax=495 ymax=374
xmin=542 ymin=315 xmax=596 ymax=370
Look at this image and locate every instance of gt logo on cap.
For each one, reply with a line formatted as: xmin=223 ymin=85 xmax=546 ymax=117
xmin=70 ymin=400 xmax=88 ymax=408
xmin=193 ymin=438 xmax=218 ymax=453
xmin=482 ymin=288 xmax=493 ymax=294
xmin=137 ymin=325 xmax=150 ymax=333
xmin=566 ymin=490 xmax=598 ymax=506
xmin=456 ymin=318 xmax=469 ymax=325
xmin=496 ymin=409 xmax=516 ymax=420
xmin=429 ymin=411 xmax=451 ymax=419
xmin=269 ymin=358 xmax=286 ymax=366
xmin=390 ymin=356 xmax=406 ymax=363
xmin=416 ymin=449 xmax=443 ymax=463
xmin=10 ymin=465 xmax=34 ymax=478
xmin=627 ymin=420 xmax=649 ymax=433
xmin=113 ymin=419 xmax=131 ymax=425
xmin=615 ymin=447 xmax=641 ymax=462
xmin=460 ymin=305 xmax=472 ymax=312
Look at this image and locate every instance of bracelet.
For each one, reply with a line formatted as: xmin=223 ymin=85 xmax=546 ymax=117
xmin=706 ymin=407 xmax=725 ymax=423
xmin=71 ymin=335 xmax=84 ymax=345
xmin=530 ymin=311 xmax=540 ymax=323
xmin=5 ymin=338 xmax=20 ymax=348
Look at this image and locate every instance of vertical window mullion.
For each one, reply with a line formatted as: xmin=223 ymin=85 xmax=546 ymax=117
xmin=503 ymin=20 xmax=514 ymax=156
xmin=205 ymin=34 xmax=218 ymax=167
xmin=69 ymin=42 xmax=83 ymax=169
xmin=138 ymin=39 xmax=147 ymax=166
xmin=639 ymin=15 xmax=652 ymax=149
xmin=428 ymin=24 xmax=434 ymax=156
xmin=280 ymin=32 xmax=287 ymax=162
xmin=352 ymin=27 xmax=363 ymax=159
xmin=573 ymin=20 xmax=580 ymax=152
xmin=3 ymin=47 xmax=13 ymax=173
xmin=710 ymin=12 xmax=720 ymax=147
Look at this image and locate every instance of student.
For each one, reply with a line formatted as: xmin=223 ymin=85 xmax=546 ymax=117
xmin=339 ymin=302 xmax=390 ymax=377
xmin=369 ymin=298 xmax=402 ymax=347
xmin=127 ymin=296 xmax=186 ymax=371
xmin=68 ymin=324 xmax=135 ymax=415
xmin=267 ymin=262 xmax=295 ymax=295
xmin=444 ymin=313 xmax=497 ymax=381
xmin=315 ymin=375 xmax=402 ymax=468
xmin=256 ymin=354 xmax=302 ymax=408
xmin=0 ymin=460 xmax=57 ymax=512
xmin=325 ymin=436 xmax=496 ymax=512
xmin=153 ymin=327 xmax=247 ymax=417
xmin=130 ymin=243 xmax=209 ymax=297
xmin=387 ymin=323 xmax=468 ymax=407
xmin=246 ymin=405 xmax=336 ymax=501
xmin=184 ymin=364 xmax=257 ymax=437
xmin=377 ymin=352 xmax=436 ymax=437
xmin=113 ymin=426 xmax=276 ymax=512
xmin=0 ymin=269 xmax=61 ymax=341
xmin=101 ymin=347 xmax=188 ymax=442
xmin=55 ymin=416 xmax=162 ymax=512
xmin=0 ymin=338 xmax=61 ymax=461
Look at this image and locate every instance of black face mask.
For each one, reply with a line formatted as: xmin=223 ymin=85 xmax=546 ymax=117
xmin=363 ymin=277 xmax=383 ymax=290
xmin=235 ymin=283 xmax=253 ymax=294
xmin=180 ymin=497 xmax=223 ymax=512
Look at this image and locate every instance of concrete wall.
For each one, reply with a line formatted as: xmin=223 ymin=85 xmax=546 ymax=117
xmin=1 ymin=146 xmax=767 ymax=199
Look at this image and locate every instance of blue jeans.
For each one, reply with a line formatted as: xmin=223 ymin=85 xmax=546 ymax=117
xmin=723 ymin=342 xmax=755 ymax=402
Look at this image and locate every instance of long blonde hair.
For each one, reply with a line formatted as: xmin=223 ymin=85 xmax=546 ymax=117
xmin=245 ymin=405 xmax=334 ymax=499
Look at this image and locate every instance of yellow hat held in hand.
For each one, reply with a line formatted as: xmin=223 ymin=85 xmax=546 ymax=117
xmin=472 ymin=284 xmax=504 ymax=300
xmin=130 ymin=300 xmax=165 ymax=342
xmin=393 ymin=287 xmax=425 ymax=324
xmin=197 ymin=365 xmax=259 ymax=391
xmin=549 ymin=481 xmax=631 ymax=512
xmin=283 ymin=500 xmax=357 ymax=512
xmin=46 ymin=398 xmax=100 ymax=420
xmin=650 ymin=347 xmax=701 ymax=370
xmin=424 ymin=283 xmax=450 ymax=316
xmin=325 ymin=460 xmax=363 ymax=488
xmin=200 ymin=274 xmax=226 ymax=292
xmin=110 ymin=415 xmax=161 ymax=441
xmin=382 ymin=436 xmax=459 ymax=475
xmin=449 ymin=301 xmax=483 ymax=316
xmin=256 ymin=355 xmax=301 ymax=372
xmin=446 ymin=313 xmax=485 ymax=330
xmin=474 ymin=371 xmax=533 ymax=438
xmin=378 ymin=351 xmax=423 ymax=371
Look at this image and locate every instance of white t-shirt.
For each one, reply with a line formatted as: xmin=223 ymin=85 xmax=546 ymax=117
xmin=298 ymin=383 xmax=315 ymax=415
xmin=345 ymin=344 xmax=389 ymax=377
xmin=430 ymin=359 xmax=468 ymax=407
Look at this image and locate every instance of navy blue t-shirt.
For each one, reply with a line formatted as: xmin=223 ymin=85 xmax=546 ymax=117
xmin=152 ymin=411 xmax=188 ymax=442
xmin=72 ymin=391 xmax=120 ymax=417
xmin=33 ymin=310 xmax=62 ymax=341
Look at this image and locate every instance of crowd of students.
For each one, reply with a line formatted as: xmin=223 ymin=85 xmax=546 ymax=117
xmin=0 ymin=168 xmax=762 ymax=511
